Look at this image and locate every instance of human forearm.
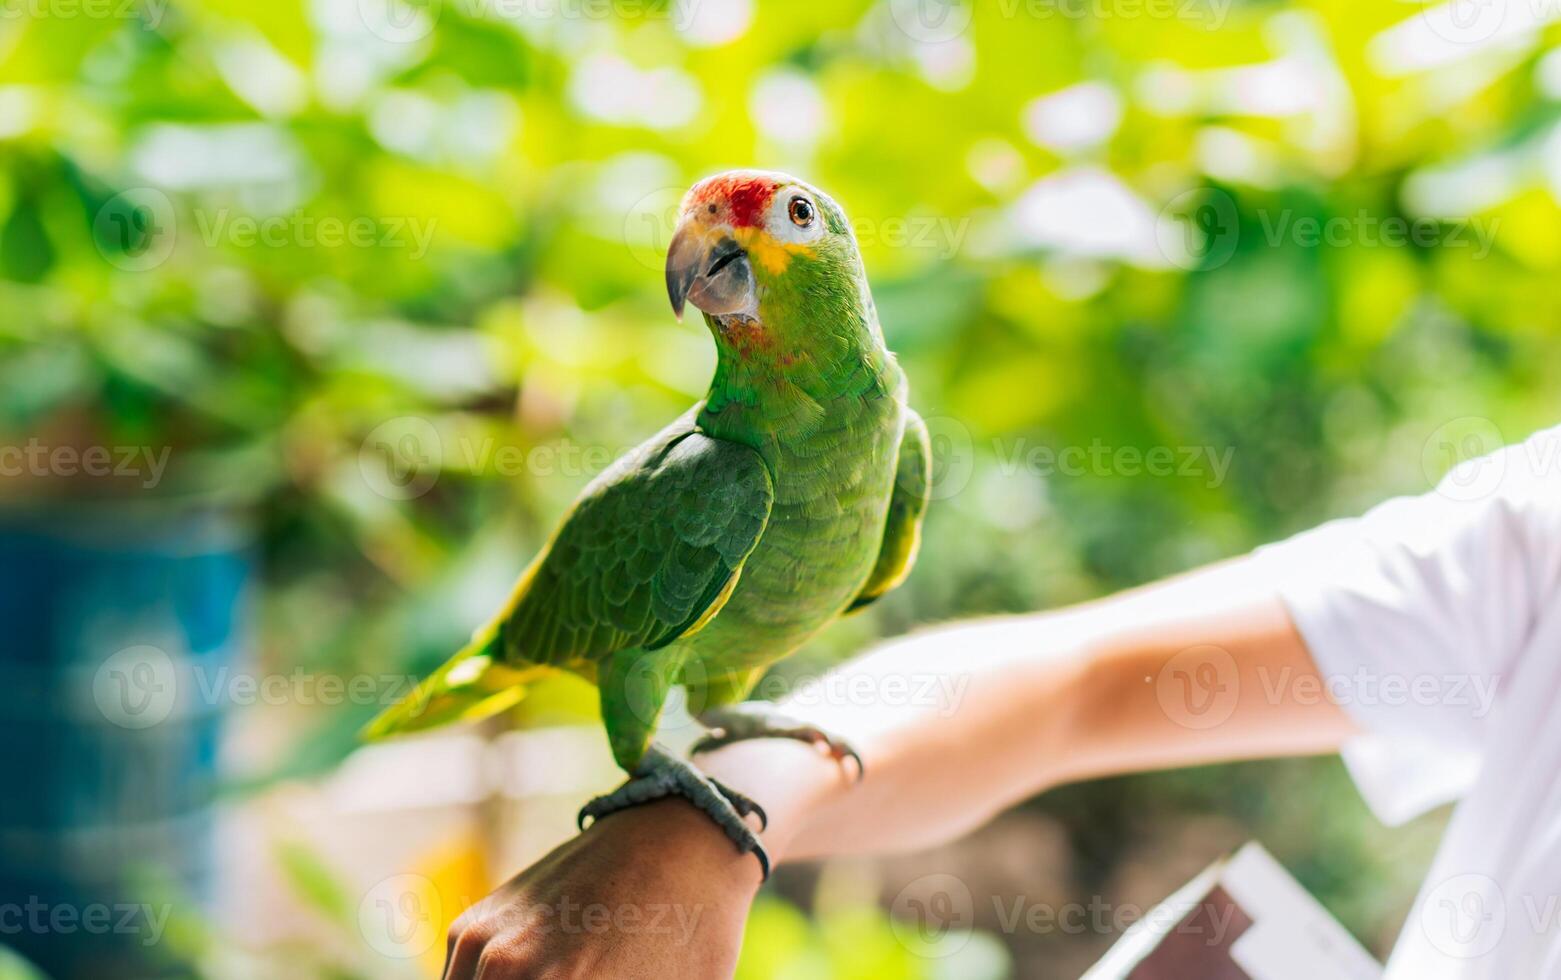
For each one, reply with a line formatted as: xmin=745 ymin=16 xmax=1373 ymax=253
xmin=697 ymin=554 xmax=1358 ymax=864
xmin=692 ymin=614 xmax=1088 ymax=861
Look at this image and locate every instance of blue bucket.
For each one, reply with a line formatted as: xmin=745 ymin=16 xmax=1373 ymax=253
xmin=0 ymin=506 xmax=252 ymax=978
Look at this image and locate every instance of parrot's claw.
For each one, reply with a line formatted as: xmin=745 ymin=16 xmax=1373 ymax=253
xmin=577 ymin=745 xmax=771 ymax=880
xmin=709 ymin=778 xmax=767 ymax=832
xmin=692 ymin=704 xmax=866 ymax=783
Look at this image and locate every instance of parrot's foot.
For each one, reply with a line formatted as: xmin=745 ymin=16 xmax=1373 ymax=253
xmin=692 ymin=703 xmax=865 ymax=782
xmin=577 ymin=745 xmax=771 ymax=880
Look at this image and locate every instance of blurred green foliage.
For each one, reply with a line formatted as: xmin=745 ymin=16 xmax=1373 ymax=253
xmin=5 ymin=0 xmax=1561 ymax=973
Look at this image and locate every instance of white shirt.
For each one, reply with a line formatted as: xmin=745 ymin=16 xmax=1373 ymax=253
xmin=1266 ymin=424 xmax=1561 ymax=977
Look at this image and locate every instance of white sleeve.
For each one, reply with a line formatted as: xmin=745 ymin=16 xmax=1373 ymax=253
xmin=1258 ymin=425 xmax=1561 ymax=825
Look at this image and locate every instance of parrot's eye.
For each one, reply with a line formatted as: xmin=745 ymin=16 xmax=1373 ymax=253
xmin=788 ymin=197 xmax=814 ymax=227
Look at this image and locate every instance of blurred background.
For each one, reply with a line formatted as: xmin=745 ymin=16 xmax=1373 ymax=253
xmin=2 ymin=0 xmax=1559 ymax=976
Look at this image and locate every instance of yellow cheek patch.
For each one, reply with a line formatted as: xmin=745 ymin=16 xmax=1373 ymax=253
xmin=732 ymin=227 xmax=816 ymax=276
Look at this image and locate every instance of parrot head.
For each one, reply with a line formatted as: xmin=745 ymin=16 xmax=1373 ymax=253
xmin=665 ymin=170 xmax=882 ymax=372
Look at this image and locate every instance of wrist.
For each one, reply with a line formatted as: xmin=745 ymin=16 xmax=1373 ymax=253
xmin=693 ymin=737 xmax=854 ymax=866
xmin=582 ymin=797 xmax=767 ymax=893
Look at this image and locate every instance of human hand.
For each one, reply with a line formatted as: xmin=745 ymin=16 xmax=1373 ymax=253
xmin=442 ymin=799 xmax=763 ymax=979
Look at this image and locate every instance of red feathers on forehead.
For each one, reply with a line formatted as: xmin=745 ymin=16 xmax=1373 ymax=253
xmin=696 ymin=175 xmax=775 ymax=228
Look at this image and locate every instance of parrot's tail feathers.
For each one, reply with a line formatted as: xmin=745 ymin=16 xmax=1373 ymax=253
xmin=360 ymin=625 xmax=550 ymax=741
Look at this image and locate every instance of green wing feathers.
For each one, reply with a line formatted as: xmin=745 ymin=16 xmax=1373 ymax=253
xmin=363 ymin=422 xmax=774 ymax=740
xmin=501 ymin=427 xmax=774 ymax=663
xmin=360 ymin=619 xmax=551 ymax=740
xmin=849 ymin=410 xmax=931 ymax=612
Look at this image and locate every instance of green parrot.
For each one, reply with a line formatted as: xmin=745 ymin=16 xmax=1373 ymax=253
xmin=364 ymin=170 xmax=931 ymax=876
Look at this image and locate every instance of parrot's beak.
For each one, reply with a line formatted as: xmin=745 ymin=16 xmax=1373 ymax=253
xmin=666 ymin=222 xmax=754 ymax=322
